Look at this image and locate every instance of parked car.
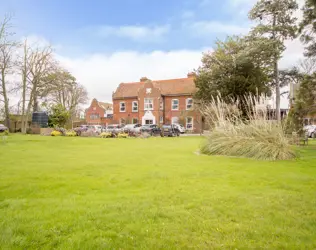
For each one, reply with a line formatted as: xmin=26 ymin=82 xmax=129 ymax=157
xmin=161 ymin=124 xmax=180 ymax=137
xmin=88 ymin=125 xmax=103 ymax=134
xmin=80 ymin=125 xmax=89 ymax=132
xmin=123 ymin=124 xmax=142 ymax=133
xmin=0 ymin=124 xmax=8 ymax=132
xmin=106 ymin=124 xmax=124 ymax=133
xmin=304 ymin=125 xmax=316 ymax=138
xmin=140 ymin=124 xmax=161 ymax=135
xmin=173 ymin=123 xmax=185 ymax=134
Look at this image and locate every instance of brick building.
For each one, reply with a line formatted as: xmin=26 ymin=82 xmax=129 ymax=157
xmin=85 ymin=99 xmax=113 ymax=125
xmin=111 ymin=73 xmax=202 ymax=132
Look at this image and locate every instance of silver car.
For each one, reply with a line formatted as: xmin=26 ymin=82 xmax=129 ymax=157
xmin=106 ymin=124 xmax=124 ymax=133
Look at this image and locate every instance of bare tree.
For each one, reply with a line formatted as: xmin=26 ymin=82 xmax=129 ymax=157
xmin=19 ymin=42 xmax=55 ymax=133
xmin=0 ymin=15 xmax=18 ymax=129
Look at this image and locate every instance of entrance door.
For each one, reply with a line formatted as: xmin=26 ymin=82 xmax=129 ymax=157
xmin=145 ymin=119 xmax=153 ymax=125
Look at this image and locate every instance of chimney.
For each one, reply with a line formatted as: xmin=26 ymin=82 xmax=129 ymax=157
xmin=140 ymin=77 xmax=149 ymax=82
xmin=187 ymin=72 xmax=196 ymax=78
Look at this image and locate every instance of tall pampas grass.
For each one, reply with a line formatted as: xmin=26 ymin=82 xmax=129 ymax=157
xmin=200 ymin=95 xmax=296 ymax=160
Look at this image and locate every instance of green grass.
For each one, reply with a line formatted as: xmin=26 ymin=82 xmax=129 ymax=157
xmin=0 ymin=135 xmax=316 ymax=249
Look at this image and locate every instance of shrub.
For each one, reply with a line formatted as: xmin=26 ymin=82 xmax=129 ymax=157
xmin=26 ymin=128 xmax=32 ymax=134
xmin=81 ymin=131 xmax=98 ymax=137
xmin=65 ymin=130 xmax=77 ymax=137
xmin=200 ymin=95 xmax=296 ymax=161
xmin=118 ymin=133 xmax=129 ymax=138
xmin=139 ymin=132 xmax=151 ymax=139
xmin=51 ymin=130 xmax=62 ymax=136
xmin=0 ymin=130 xmax=9 ymax=136
xmin=100 ymin=132 xmax=112 ymax=138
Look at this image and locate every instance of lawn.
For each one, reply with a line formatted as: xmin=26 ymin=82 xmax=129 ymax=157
xmin=0 ymin=135 xmax=316 ymax=249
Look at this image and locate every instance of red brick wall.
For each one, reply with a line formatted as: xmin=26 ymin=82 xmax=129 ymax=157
xmin=113 ymin=98 xmax=140 ymax=124
xmin=85 ymin=99 xmax=105 ymax=125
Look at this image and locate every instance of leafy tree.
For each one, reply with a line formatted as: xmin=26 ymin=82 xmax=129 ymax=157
xmin=48 ymin=104 xmax=70 ymax=128
xmin=249 ymin=0 xmax=298 ymax=120
xmin=300 ymin=0 xmax=316 ymax=57
xmin=195 ymin=36 xmax=271 ymax=106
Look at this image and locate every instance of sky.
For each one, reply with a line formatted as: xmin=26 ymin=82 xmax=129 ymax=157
xmin=0 ymin=0 xmax=305 ymax=108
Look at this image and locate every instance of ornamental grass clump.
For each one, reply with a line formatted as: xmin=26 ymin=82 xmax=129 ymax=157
xmin=200 ymin=95 xmax=296 ymax=161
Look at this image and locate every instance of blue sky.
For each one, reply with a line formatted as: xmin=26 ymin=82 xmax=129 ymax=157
xmin=0 ymin=0 xmax=251 ymax=56
xmin=0 ymin=0 xmax=303 ymax=107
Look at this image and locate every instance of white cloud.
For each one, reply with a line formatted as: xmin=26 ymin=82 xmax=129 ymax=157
xmin=188 ymin=21 xmax=250 ymax=36
xmin=280 ymin=39 xmax=305 ymax=69
xmin=56 ymin=50 xmax=203 ymax=103
xmin=96 ymin=25 xmax=170 ymax=42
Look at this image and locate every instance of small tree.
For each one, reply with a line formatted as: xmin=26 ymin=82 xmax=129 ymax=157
xmin=195 ymin=36 xmax=272 ymax=114
xmin=48 ymin=104 xmax=70 ymax=128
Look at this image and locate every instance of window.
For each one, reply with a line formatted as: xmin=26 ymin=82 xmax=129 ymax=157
xmin=171 ymin=117 xmax=179 ymax=124
xmin=89 ymin=114 xmax=99 ymax=120
xmin=145 ymin=119 xmax=153 ymax=125
xmin=186 ymin=98 xmax=193 ymax=110
xmin=144 ymin=98 xmax=153 ymax=110
xmin=120 ymin=102 xmax=126 ymax=112
xmin=132 ymin=101 xmax=138 ymax=112
xmin=160 ymin=100 xmax=164 ymax=110
xmin=160 ymin=116 xmax=163 ymax=124
xmin=172 ymin=99 xmax=179 ymax=110
xmin=186 ymin=117 xmax=193 ymax=130
xmin=132 ymin=118 xmax=138 ymax=124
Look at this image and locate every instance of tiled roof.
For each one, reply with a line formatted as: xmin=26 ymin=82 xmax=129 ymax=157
xmin=98 ymin=102 xmax=113 ymax=110
xmin=113 ymin=76 xmax=196 ymax=99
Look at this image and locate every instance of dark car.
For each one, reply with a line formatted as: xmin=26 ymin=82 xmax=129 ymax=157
xmin=140 ymin=124 xmax=161 ymax=135
xmin=0 ymin=124 xmax=8 ymax=132
xmin=161 ymin=124 xmax=180 ymax=137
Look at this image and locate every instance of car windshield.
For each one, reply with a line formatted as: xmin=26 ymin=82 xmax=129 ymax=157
xmin=107 ymin=126 xmax=114 ymax=129
xmin=163 ymin=125 xmax=171 ymax=128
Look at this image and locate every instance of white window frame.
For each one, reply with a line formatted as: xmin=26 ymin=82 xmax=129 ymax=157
xmin=120 ymin=102 xmax=126 ymax=112
xmin=186 ymin=117 xmax=193 ymax=130
xmin=144 ymin=98 xmax=153 ymax=111
xmin=132 ymin=101 xmax=138 ymax=112
xmin=160 ymin=100 xmax=164 ymax=110
xmin=172 ymin=99 xmax=179 ymax=110
xmin=171 ymin=117 xmax=179 ymax=124
xmin=186 ymin=98 xmax=193 ymax=110
xmin=145 ymin=119 xmax=153 ymax=125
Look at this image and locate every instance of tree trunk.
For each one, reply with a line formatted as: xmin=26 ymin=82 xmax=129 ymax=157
xmin=21 ymin=41 xmax=27 ymax=133
xmin=275 ymin=58 xmax=281 ymax=121
xmin=272 ymin=14 xmax=281 ymax=121
xmin=1 ymin=70 xmax=10 ymax=130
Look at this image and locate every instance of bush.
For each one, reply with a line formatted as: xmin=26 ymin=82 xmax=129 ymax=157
xmin=26 ymin=128 xmax=32 ymax=134
xmin=118 ymin=133 xmax=129 ymax=138
xmin=100 ymin=132 xmax=112 ymax=138
xmin=0 ymin=130 xmax=9 ymax=136
xmin=139 ymin=132 xmax=151 ymax=139
xmin=81 ymin=131 xmax=98 ymax=137
xmin=51 ymin=130 xmax=62 ymax=136
xmin=65 ymin=130 xmax=77 ymax=137
xmin=200 ymin=95 xmax=296 ymax=161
